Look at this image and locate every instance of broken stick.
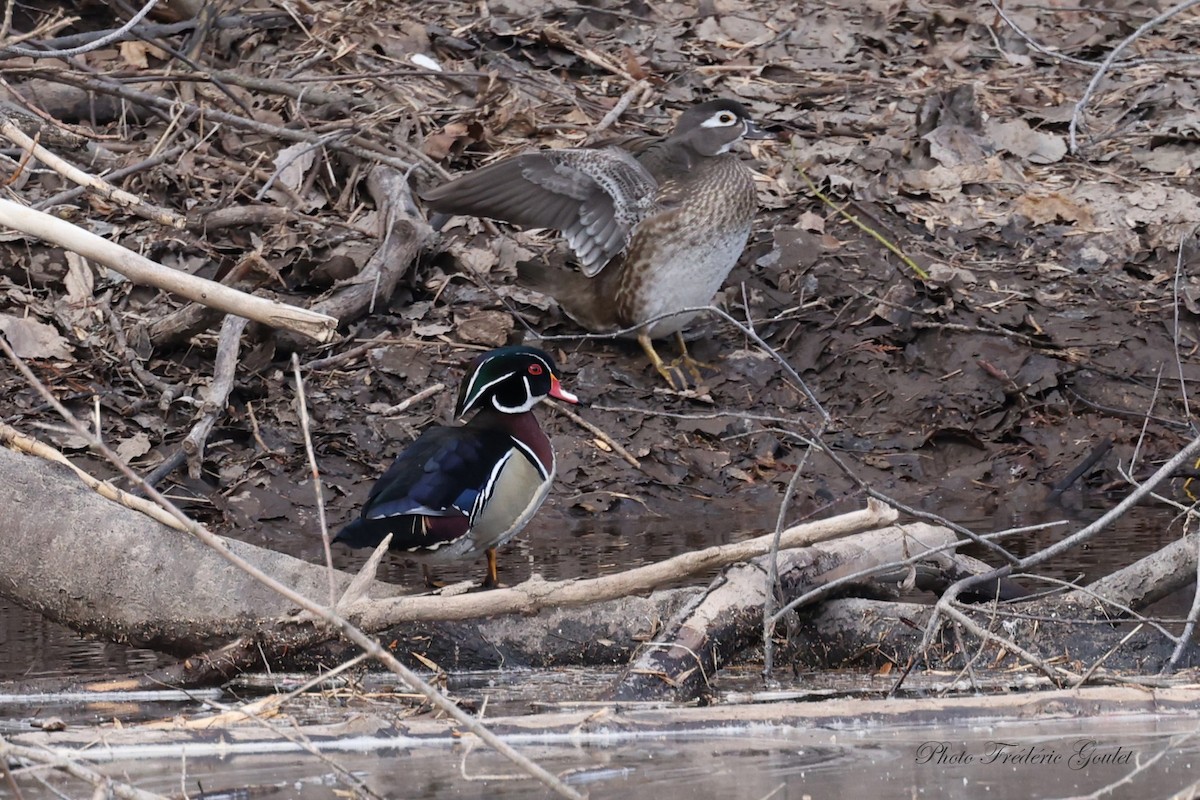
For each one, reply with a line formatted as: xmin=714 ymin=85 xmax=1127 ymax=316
xmin=0 ymin=199 xmax=337 ymax=342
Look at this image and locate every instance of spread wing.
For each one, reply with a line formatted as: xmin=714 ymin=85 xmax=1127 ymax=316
xmin=422 ymin=147 xmax=660 ymax=277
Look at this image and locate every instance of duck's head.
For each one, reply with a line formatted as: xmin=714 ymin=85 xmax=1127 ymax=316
xmin=672 ymin=99 xmax=774 ymax=157
xmin=456 ymin=345 xmax=579 ymax=417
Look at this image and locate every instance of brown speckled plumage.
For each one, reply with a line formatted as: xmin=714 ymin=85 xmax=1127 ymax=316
xmin=423 ymin=99 xmax=772 ymax=387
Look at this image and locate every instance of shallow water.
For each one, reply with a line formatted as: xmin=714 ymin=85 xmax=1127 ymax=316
xmin=4 ymin=714 xmax=1196 ymax=799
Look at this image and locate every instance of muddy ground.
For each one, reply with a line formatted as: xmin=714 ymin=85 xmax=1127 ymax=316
xmin=1 ymin=0 xmax=1198 ymax=592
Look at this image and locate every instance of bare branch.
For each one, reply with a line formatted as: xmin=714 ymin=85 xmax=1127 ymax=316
xmin=0 ymin=199 xmax=337 ymax=342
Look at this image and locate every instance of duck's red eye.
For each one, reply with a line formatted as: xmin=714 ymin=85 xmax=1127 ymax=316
xmin=528 ymin=363 xmax=544 ymax=376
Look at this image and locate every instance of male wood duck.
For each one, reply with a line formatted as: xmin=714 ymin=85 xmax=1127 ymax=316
xmin=422 ymin=99 xmax=773 ymax=390
xmin=334 ymin=346 xmax=578 ymax=587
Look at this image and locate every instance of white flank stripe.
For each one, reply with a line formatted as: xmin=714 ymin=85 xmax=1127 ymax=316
xmin=509 ymin=435 xmax=551 ymax=480
xmin=472 ymin=450 xmax=513 ymax=524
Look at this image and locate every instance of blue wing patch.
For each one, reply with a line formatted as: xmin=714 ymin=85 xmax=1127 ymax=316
xmin=334 ymin=425 xmax=515 ymax=552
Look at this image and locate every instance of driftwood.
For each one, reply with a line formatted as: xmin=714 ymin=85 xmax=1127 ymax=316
xmin=793 ymin=593 xmax=1200 ymax=677
xmin=1063 ymin=529 xmax=1200 ymax=610
xmin=0 ymin=444 xmax=361 ymax=654
xmin=612 ymin=523 xmax=961 ymax=701
xmin=183 ymin=503 xmax=901 ymax=685
xmin=11 ymin=685 xmax=1200 ymax=756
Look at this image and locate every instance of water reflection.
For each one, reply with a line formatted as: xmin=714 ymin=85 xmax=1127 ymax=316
xmin=0 ymin=598 xmax=167 ymax=682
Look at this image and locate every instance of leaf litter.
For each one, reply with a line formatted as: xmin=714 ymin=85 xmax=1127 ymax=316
xmin=0 ymin=0 xmax=1196 ymax=591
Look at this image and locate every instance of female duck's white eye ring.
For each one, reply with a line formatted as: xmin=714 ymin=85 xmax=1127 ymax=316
xmin=718 ymin=112 xmax=736 ymax=124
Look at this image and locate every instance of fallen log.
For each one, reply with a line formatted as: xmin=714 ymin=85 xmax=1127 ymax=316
xmin=0 ymin=444 xmax=365 ymax=655
xmin=610 ymin=523 xmax=962 ymax=702
xmin=790 ymin=595 xmax=1200 ymax=676
xmin=0 ymin=442 xmax=891 ymax=679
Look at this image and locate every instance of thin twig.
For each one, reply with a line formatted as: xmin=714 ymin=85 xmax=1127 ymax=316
xmin=0 ymin=117 xmax=186 ymax=227
xmin=293 ymin=353 xmax=338 ymax=610
xmin=762 ymin=448 xmax=814 ymax=678
xmin=182 ymin=315 xmax=249 ymax=479
xmin=793 ymin=162 xmax=929 ymax=280
xmin=1074 ymin=733 xmax=1195 ymax=800
xmin=349 ymin=502 xmax=896 ymax=627
xmin=766 ymin=523 xmax=1055 ymax=631
xmin=1069 ymin=0 xmax=1200 ymax=153
xmin=588 ymin=81 xmax=650 ymax=140
xmin=1075 ymin=623 xmax=1146 ymax=686
xmin=377 ymin=382 xmax=445 ymax=417
xmin=1013 ymin=573 xmax=1181 ymax=646
xmin=175 ymin=653 xmax=383 ymax=800
xmin=102 ymin=301 xmax=181 ymax=407
xmin=1167 ymin=527 xmax=1200 ymax=671
xmin=547 ymin=398 xmax=641 ymax=469
xmin=920 ymin=433 xmax=1200 ymax=669
xmin=1171 ymin=227 xmax=1197 ymax=424
xmin=985 ymin=0 xmax=1200 ymax=69
xmin=0 ymin=0 xmax=158 ymax=58
xmin=0 ymin=736 xmax=164 ymax=800
xmin=0 ymin=198 xmax=337 ymax=342
xmin=33 ymin=144 xmax=188 ymax=210
xmin=29 ymin=69 xmax=418 ymax=174
xmin=937 ymin=600 xmax=1076 ymax=685
xmin=0 ymin=752 xmax=24 ymax=800
xmin=302 ymin=335 xmax=392 ymax=371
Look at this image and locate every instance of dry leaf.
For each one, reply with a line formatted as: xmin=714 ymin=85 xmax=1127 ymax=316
xmin=0 ymin=314 xmax=74 ymax=360
xmin=455 ymin=245 xmax=499 ymax=274
xmin=423 ymin=122 xmax=469 ymax=160
xmin=115 ymin=432 xmax=152 ymax=463
xmin=411 ymin=321 xmax=453 ymax=337
xmin=271 ymin=142 xmax=319 ymax=195
xmin=118 ymin=40 xmax=166 ymax=69
xmin=64 ymin=253 xmax=94 ymax=305
xmin=986 ymin=118 xmax=1066 ymax=164
xmin=1013 ymin=192 xmax=1093 ymax=227
xmin=797 ymin=211 xmax=825 ymax=233
xmin=455 ymin=310 xmax=514 ymax=347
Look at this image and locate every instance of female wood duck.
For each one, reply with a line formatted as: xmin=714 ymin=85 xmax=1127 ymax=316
xmin=335 ymin=346 xmax=578 ymax=587
xmin=422 ymin=99 xmax=773 ymax=390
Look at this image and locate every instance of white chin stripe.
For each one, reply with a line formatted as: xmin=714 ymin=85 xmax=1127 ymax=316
xmin=492 ymin=377 xmax=539 ymax=413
